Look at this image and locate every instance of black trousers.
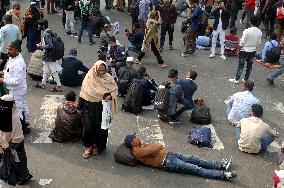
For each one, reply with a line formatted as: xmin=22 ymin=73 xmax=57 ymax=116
xmin=137 ymin=39 xmax=164 ymax=64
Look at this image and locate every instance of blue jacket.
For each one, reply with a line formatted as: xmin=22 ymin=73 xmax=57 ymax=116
xmin=177 ymin=78 xmax=197 ymax=109
xmin=42 ymin=29 xmax=55 ymax=62
xmin=109 ymin=45 xmax=127 ymax=62
xmin=262 ymin=40 xmax=279 ymax=61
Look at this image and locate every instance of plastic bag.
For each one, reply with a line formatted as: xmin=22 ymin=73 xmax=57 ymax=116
xmin=101 ymin=100 xmax=112 ymax=130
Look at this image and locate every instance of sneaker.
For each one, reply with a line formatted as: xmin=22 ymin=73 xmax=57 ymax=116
xmin=220 ymin=55 xmax=226 ymax=60
xmin=168 ymin=119 xmax=181 ymax=125
xmin=209 ymin=54 xmax=215 ymax=58
xmin=229 ymin=78 xmax=240 ymax=84
xmin=224 ymin=171 xmax=237 ymax=180
xmin=181 ymin=52 xmax=189 ymax=57
xmin=169 ymin=45 xmax=174 ymax=50
xmin=71 ymin=32 xmax=78 ymax=37
xmin=222 ymin=157 xmax=232 ymax=170
xmin=65 ymin=31 xmax=72 ymax=35
xmin=266 ymin=78 xmax=275 ymax=87
xmin=240 ymin=19 xmax=243 ymax=25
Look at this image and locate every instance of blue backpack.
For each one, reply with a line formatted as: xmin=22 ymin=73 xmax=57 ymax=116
xmin=189 ymin=127 xmax=212 ymax=148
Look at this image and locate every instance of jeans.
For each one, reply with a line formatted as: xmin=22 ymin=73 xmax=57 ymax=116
xmin=235 ymin=128 xmax=275 ymax=152
xmin=162 ymin=152 xmax=225 ymax=180
xmin=235 ymin=51 xmax=255 ymax=81
xmin=267 ymin=58 xmax=284 ymax=81
xmin=229 ymin=9 xmax=238 ymax=28
xmin=160 ymin=24 xmax=174 ymax=49
xmin=126 ymin=43 xmax=140 ymax=53
xmin=78 ymin=19 xmax=93 ymax=43
xmin=171 ymin=100 xmax=194 ymax=120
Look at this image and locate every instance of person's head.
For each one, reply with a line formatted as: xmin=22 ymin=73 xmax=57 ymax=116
xmin=251 ymin=104 xmax=263 ymax=118
xmin=126 ymin=57 xmax=134 ymax=67
xmin=104 ymin=23 xmax=111 ymax=32
xmin=230 ymin=27 xmax=237 ymax=35
xmin=2 ymin=15 xmax=12 ymax=25
xmin=168 ymin=69 xmax=178 ymax=81
xmin=249 ymin=15 xmax=258 ymax=27
xmin=270 ymin=32 xmax=277 ymax=40
xmin=189 ymin=0 xmax=198 ymax=7
xmin=98 ymin=52 xmax=107 ymax=62
xmin=109 ymin=36 xmax=116 ymax=48
xmin=11 ymin=1 xmax=21 ymax=11
xmin=66 ymin=91 xmax=76 ymax=102
xmin=132 ymin=23 xmax=140 ymax=32
xmin=96 ymin=61 xmax=107 ymax=77
xmin=243 ymin=80 xmax=254 ymax=92
xmin=138 ymin=66 xmax=147 ymax=77
xmin=7 ymin=40 xmax=21 ymax=58
xmin=38 ymin=19 xmax=48 ymax=30
xmin=217 ymin=0 xmax=225 ymax=9
xmin=124 ymin=133 xmax=141 ymax=149
xmin=187 ymin=70 xmax=197 ymax=80
xmin=69 ymin=48 xmax=77 ymax=57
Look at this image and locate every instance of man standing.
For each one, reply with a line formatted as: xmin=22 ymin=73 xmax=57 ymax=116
xmin=64 ymin=0 xmax=77 ymax=36
xmin=226 ymin=0 xmax=242 ymax=28
xmin=5 ymin=1 xmax=23 ymax=34
xmin=159 ymin=0 xmax=177 ymax=51
xmin=0 ymin=15 xmax=21 ymax=71
xmin=78 ymin=0 xmax=94 ymax=45
xmin=229 ymin=16 xmax=261 ymax=83
xmin=180 ymin=0 xmax=202 ymax=56
xmin=138 ymin=0 xmax=150 ymax=32
xmin=0 ymin=40 xmax=30 ymax=134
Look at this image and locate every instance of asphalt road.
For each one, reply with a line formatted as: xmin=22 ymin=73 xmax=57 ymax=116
xmin=10 ymin=1 xmax=284 ymax=187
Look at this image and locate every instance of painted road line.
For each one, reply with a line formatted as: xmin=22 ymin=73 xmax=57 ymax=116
xmin=136 ymin=116 xmax=165 ymax=146
xmin=202 ymin=124 xmax=224 ymax=150
xmin=33 ymin=95 xmax=64 ymax=144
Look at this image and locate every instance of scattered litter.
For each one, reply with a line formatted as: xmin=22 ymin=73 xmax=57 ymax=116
xmin=39 ymin=179 xmax=52 ymax=185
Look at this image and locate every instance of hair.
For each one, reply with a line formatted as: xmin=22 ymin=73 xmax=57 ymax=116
xmin=138 ymin=66 xmax=147 ymax=76
xmin=133 ymin=23 xmax=140 ymax=29
xmin=11 ymin=1 xmax=20 ymax=8
xmin=168 ymin=69 xmax=178 ymax=78
xmin=251 ymin=104 xmax=263 ymax=117
xmin=66 ymin=91 xmax=76 ymax=102
xmin=207 ymin=25 xmax=213 ymax=32
xmin=98 ymin=53 xmax=107 ymax=61
xmin=11 ymin=40 xmax=22 ymax=51
xmin=230 ymin=27 xmax=237 ymax=35
xmin=270 ymin=32 xmax=277 ymax=40
xmin=244 ymin=80 xmax=254 ymax=92
xmin=188 ymin=70 xmax=197 ymax=80
xmin=249 ymin=15 xmax=258 ymax=26
xmin=3 ymin=14 xmax=12 ymax=24
xmin=109 ymin=36 xmax=116 ymax=43
xmin=38 ymin=19 xmax=48 ymax=29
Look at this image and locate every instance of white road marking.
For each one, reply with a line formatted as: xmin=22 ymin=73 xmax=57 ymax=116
xmin=202 ymin=124 xmax=224 ymax=150
xmin=39 ymin=179 xmax=53 ymax=185
xmin=33 ymin=95 xmax=64 ymax=144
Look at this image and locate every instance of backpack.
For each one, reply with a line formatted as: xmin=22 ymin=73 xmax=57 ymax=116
xmin=0 ymin=99 xmax=14 ymax=132
xmin=117 ymin=68 xmax=131 ymax=96
xmin=189 ymin=127 xmax=212 ymax=148
xmin=114 ymin=144 xmax=139 ymax=166
xmin=154 ymin=82 xmax=171 ymax=113
xmin=130 ymin=0 xmax=139 ymax=16
xmin=190 ymin=105 xmax=211 ymax=125
xmin=47 ymin=30 xmax=65 ymax=61
xmin=266 ymin=42 xmax=281 ymax=63
xmin=121 ymin=82 xmax=144 ymax=115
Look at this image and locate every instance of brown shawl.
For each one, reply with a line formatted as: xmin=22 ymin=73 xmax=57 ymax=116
xmin=80 ymin=60 xmax=118 ymax=114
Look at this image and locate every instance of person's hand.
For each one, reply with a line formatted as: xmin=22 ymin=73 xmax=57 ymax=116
xmin=36 ymin=42 xmax=42 ymax=48
xmin=145 ymin=73 xmax=151 ymax=80
xmin=125 ymin=31 xmax=130 ymax=37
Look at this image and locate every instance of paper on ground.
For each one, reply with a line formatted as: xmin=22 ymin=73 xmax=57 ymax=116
xmin=39 ymin=179 xmax=52 ymax=185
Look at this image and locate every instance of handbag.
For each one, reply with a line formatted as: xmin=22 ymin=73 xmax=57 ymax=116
xmin=101 ymin=100 xmax=112 ymax=130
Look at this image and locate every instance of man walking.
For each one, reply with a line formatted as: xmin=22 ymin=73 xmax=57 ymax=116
xmin=229 ymin=16 xmax=261 ymax=83
xmin=138 ymin=0 xmax=150 ymax=32
xmin=78 ymin=0 xmax=94 ymax=45
xmin=64 ymin=0 xmax=77 ymax=36
xmin=159 ymin=0 xmax=177 ymax=51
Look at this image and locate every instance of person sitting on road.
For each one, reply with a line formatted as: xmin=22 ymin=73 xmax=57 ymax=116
xmin=60 ymin=48 xmax=89 ymax=87
xmin=255 ymin=32 xmax=279 ymax=62
xmin=27 ymin=49 xmax=44 ymax=81
xmin=117 ymin=57 xmax=139 ymax=97
xmin=124 ymin=133 xmax=237 ymax=181
xmin=108 ymin=36 xmax=127 ymax=72
xmin=158 ymin=69 xmax=186 ymax=125
xmin=227 ymin=80 xmax=260 ymax=126
xmin=236 ymin=104 xmax=278 ymax=154
xmin=176 ymin=70 xmax=198 ymax=114
xmin=132 ymin=66 xmax=158 ymax=106
xmin=49 ymin=90 xmax=82 ymax=143
xmin=125 ymin=23 xmax=144 ymax=54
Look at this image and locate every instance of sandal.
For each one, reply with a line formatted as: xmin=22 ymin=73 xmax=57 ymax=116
xmin=34 ymin=83 xmax=45 ymax=89
xmin=82 ymin=147 xmax=93 ymax=159
xmin=50 ymin=87 xmax=62 ymax=92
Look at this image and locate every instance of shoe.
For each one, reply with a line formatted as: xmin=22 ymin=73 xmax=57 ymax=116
xmin=222 ymin=157 xmax=232 ymax=170
xmin=220 ymin=55 xmax=226 ymax=60
xmin=158 ymin=114 xmax=168 ymax=121
xmin=266 ymin=78 xmax=275 ymax=87
xmin=71 ymin=32 xmax=78 ymax=37
xmin=209 ymin=54 xmax=215 ymax=58
xmin=224 ymin=171 xmax=237 ymax=180
xmin=240 ymin=19 xmax=243 ymax=25
xmin=89 ymin=41 xmax=95 ymax=45
xmin=65 ymin=31 xmax=72 ymax=35
xmin=181 ymin=52 xmax=189 ymax=57
xmin=169 ymin=45 xmax=174 ymax=50
xmin=18 ymin=173 xmax=33 ymax=185
xmin=168 ymin=119 xmax=181 ymax=125
xmin=229 ymin=78 xmax=240 ymax=84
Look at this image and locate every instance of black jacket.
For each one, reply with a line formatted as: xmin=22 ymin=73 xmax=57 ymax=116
xmin=211 ymin=8 xmax=230 ymax=31
xmin=64 ymin=0 xmax=75 ymax=11
xmin=128 ymin=30 xmax=144 ymax=50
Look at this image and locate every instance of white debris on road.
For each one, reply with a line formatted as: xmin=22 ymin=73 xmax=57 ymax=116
xmin=39 ymin=179 xmax=53 ymax=185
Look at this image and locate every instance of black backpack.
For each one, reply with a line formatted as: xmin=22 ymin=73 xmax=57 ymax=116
xmin=190 ymin=105 xmax=211 ymax=125
xmin=130 ymin=0 xmax=139 ymax=16
xmin=154 ymin=82 xmax=171 ymax=114
xmin=0 ymin=99 xmax=14 ymax=132
xmin=114 ymin=144 xmax=139 ymax=166
xmin=121 ymin=82 xmax=144 ymax=115
xmin=266 ymin=41 xmax=281 ymax=63
xmin=47 ymin=30 xmax=65 ymax=61
xmin=117 ymin=68 xmax=131 ymax=96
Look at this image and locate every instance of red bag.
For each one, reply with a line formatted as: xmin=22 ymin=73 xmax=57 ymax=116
xmin=277 ymin=7 xmax=284 ymax=20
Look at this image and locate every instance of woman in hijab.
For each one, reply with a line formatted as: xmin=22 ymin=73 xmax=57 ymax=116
xmin=24 ymin=2 xmax=44 ymax=53
xmin=78 ymin=60 xmax=118 ymax=159
xmin=0 ymin=95 xmax=32 ymax=185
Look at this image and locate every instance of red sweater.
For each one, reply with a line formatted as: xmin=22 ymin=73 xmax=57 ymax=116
xmin=243 ymin=0 xmax=256 ymax=11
